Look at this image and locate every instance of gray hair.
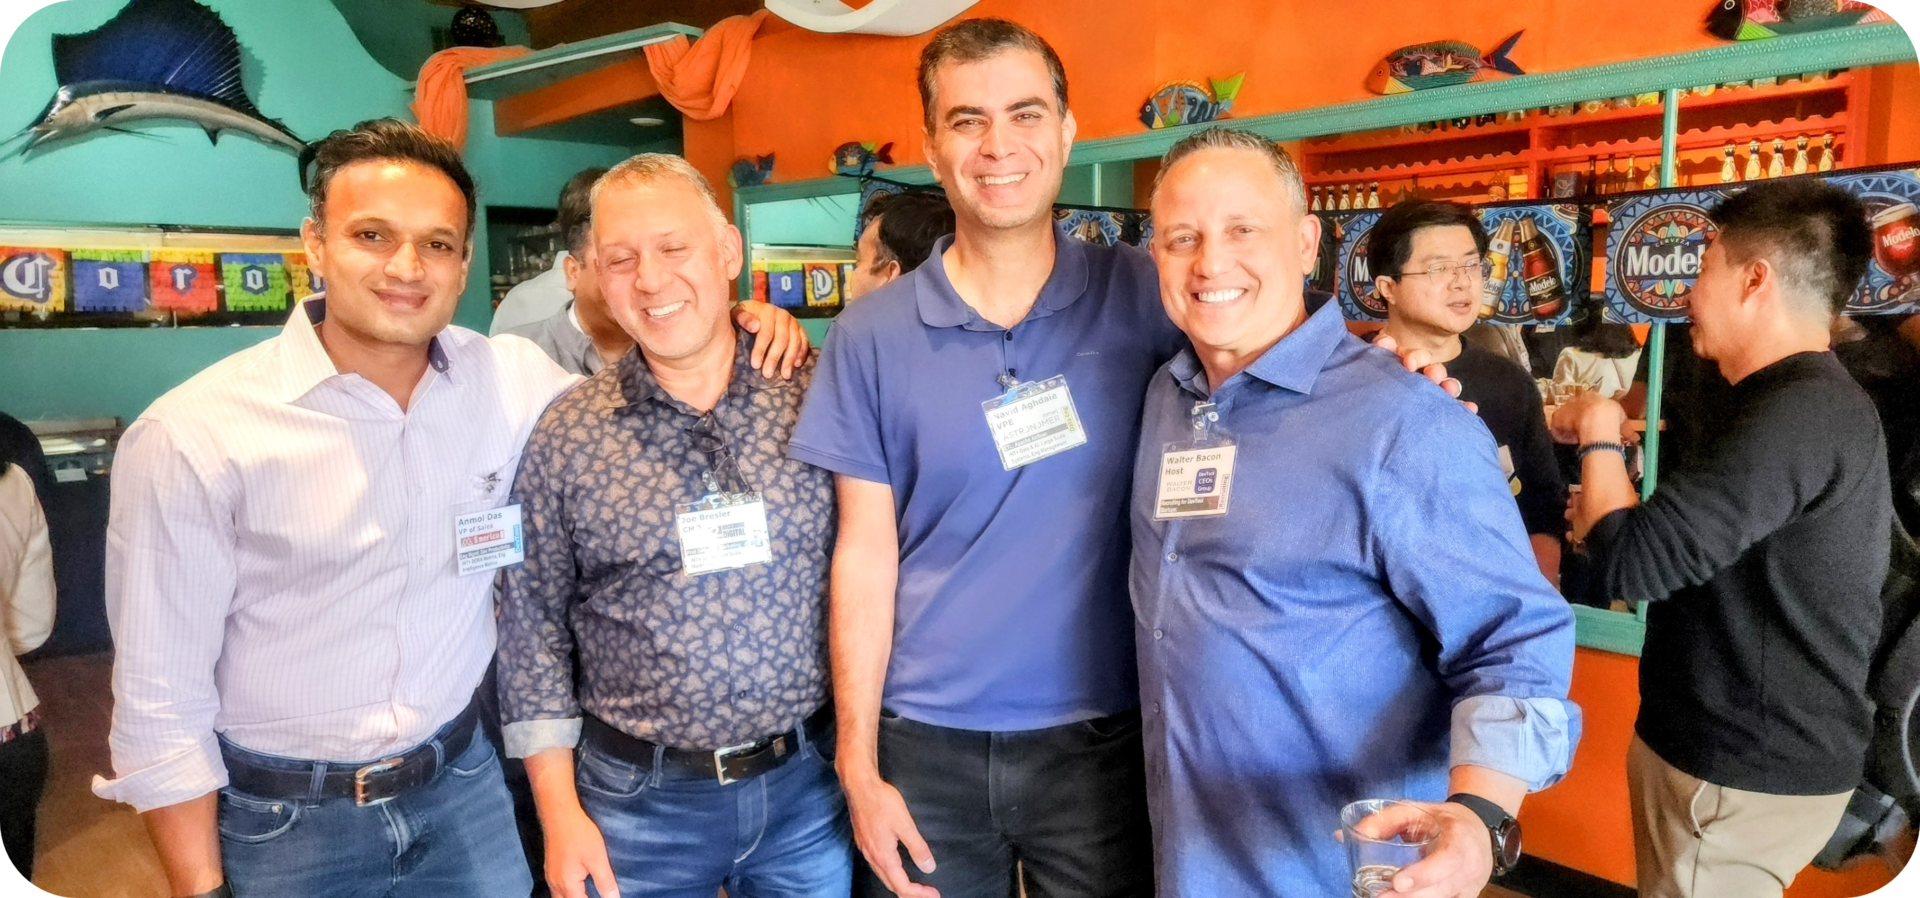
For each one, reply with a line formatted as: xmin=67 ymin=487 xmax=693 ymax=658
xmin=592 ymin=152 xmax=730 ymax=233
xmin=1151 ymin=128 xmax=1307 ymax=215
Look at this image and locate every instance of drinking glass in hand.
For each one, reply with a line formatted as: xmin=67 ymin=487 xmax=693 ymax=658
xmin=1340 ymin=799 xmax=1440 ymax=898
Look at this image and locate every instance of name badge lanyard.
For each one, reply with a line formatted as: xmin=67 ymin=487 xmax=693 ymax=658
xmin=980 ymin=327 xmax=1092 ymax=472
xmin=677 ymin=412 xmax=774 ymax=575
xmin=1154 ymin=400 xmax=1239 ymax=520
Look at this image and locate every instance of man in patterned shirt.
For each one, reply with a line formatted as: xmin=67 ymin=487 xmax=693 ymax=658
xmin=496 ymin=153 xmax=847 ymax=898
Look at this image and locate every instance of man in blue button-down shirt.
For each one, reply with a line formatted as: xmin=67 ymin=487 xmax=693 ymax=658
xmin=1129 ymin=129 xmax=1580 ymax=898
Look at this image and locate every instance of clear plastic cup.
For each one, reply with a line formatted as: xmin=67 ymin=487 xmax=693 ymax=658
xmin=1340 ymin=799 xmax=1440 ymax=898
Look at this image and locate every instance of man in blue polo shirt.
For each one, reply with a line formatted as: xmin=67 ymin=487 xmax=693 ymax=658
xmin=789 ymin=18 xmax=1177 ymax=898
xmin=1129 ymin=129 xmax=1577 ymax=897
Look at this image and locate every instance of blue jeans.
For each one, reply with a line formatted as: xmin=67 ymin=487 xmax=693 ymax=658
xmin=574 ymin=728 xmax=853 ymax=898
xmin=218 ymin=728 xmax=533 ymax=898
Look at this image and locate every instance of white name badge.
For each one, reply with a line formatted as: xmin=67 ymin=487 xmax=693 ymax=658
xmin=676 ymin=497 xmax=774 ymax=576
xmin=455 ymin=504 xmax=525 ymax=575
xmin=1155 ymin=445 xmax=1238 ymax=519
xmin=981 ymin=375 xmax=1089 ymax=471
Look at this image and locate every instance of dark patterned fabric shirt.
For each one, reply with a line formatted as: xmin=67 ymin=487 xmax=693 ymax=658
xmin=497 ymin=327 xmax=835 ymax=753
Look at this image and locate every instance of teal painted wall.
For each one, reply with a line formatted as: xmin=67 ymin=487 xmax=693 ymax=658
xmin=0 ymin=0 xmax=654 ymax=424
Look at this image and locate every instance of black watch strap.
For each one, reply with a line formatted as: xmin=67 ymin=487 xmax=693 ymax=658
xmin=183 ymin=883 xmax=234 ymax=898
xmin=1447 ymin=792 xmax=1521 ymax=875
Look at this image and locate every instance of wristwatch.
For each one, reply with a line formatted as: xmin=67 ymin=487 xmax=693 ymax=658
xmin=183 ymin=884 xmax=234 ymax=898
xmin=1447 ymin=792 xmax=1522 ymax=876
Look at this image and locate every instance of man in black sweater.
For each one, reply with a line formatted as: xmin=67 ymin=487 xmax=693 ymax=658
xmin=1372 ymin=199 xmax=1568 ymax=586
xmin=1553 ymin=179 xmax=1889 ymax=898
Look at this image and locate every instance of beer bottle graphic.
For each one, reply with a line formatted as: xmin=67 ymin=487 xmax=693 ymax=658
xmin=1517 ymin=217 xmax=1567 ymax=320
xmin=1481 ymin=218 xmax=1517 ymax=319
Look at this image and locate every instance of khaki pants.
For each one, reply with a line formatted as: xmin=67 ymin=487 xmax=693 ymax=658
xmin=1628 ymin=736 xmax=1853 ymax=898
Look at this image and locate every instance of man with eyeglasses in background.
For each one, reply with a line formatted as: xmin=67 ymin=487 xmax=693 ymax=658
xmin=1370 ymin=201 xmax=1569 ymax=587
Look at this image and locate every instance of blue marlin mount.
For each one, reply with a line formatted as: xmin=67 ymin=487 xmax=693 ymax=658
xmin=15 ymin=0 xmax=303 ymax=157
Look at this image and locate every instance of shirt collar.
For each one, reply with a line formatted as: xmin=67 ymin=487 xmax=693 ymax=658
xmin=914 ymin=225 xmax=1091 ymax=330
xmin=606 ymin=324 xmax=777 ymax=412
xmin=276 ymin=296 xmax=453 ymax=403
xmin=1166 ymin=299 xmax=1349 ymax=399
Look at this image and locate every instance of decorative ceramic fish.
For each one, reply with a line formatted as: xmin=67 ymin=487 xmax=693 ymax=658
xmin=1704 ymin=0 xmax=1880 ymax=41
xmin=730 ymin=154 xmax=775 ymax=188
xmin=830 ymin=141 xmax=894 ymax=177
xmin=1139 ymin=74 xmax=1245 ymax=129
xmin=15 ymin=0 xmax=303 ymax=155
xmin=1365 ymin=32 xmax=1525 ymax=95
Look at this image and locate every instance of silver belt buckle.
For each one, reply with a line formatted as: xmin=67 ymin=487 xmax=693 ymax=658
xmin=712 ymin=740 xmax=759 ymax=785
xmin=354 ymin=757 xmax=405 ymax=806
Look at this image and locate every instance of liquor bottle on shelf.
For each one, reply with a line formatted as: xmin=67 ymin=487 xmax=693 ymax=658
xmin=1517 ymin=217 xmax=1567 ymax=320
xmin=1624 ymin=156 xmax=1638 ymax=192
xmin=1745 ymin=140 xmax=1763 ymax=181
xmin=1366 ymin=182 xmax=1380 ymax=209
xmin=1584 ymin=157 xmax=1599 ymax=197
xmin=1338 ymin=184 xmax=1352 ymax=210
xmin=1819 ymin=133 xmax=1835 ymax=172
xmin=1643 ymin=157 xmax=1659 ymax=190
xmin=1481 ymin=218 xmax=1517 ymax=319
xmin=1768 ymin=138 xmax=1785 ymax=179
xmin=1598 ymin=155 xmax=1614 ymax=194
xmin=1793 ymin=135 xmax=1809 ymax=175
xmin=1721 ymin=143 xmax=1738 ymax=183
xmin=1310 ymin=186 xmax=1322 ymax=212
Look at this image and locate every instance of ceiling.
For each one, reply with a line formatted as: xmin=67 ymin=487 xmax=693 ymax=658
xmin=515 ymin=0 xmax=763 ymax=48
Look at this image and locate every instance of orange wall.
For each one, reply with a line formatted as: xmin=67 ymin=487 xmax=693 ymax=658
xmin=1525 ymin=648 xmax=1901 ymax=897
xmin=716 ymin=0 xmax=1737 ymax=191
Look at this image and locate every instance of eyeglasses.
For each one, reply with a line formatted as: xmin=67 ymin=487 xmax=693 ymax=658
xmin=684 ymin=412 xmax=755 ymax=496
xmin=1392 ymin=258 xmax=1493 ymax=284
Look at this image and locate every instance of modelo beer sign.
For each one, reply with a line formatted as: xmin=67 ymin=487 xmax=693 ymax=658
xmin=1602 ymin=187 xmax=1728 ymax=324
xmin=1328 ymin=210 xmax=1387 ymax=321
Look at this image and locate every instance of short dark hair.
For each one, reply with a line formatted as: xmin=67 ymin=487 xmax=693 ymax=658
xmin=1571 ymin=311 xmax=1643 ymax=358
xmin=918 ymin=18 xmax=1068 ymax=132
xmin=1709 ymin=179 xmax=1872 ymax=317
xmin=301 ymin=118 xmax=477 ymax=238
xmin=1367 ymin=200 xmax=1489 ymax=278
xmin=557 ymin=167 xmax=608 ymax=257
xmin=863 ymin=190 xmax=956 ymax=273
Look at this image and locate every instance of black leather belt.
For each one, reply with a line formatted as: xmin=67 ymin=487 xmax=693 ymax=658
xmin=221 ymin=703 xmax=481 ymax=807
xmin=583 ymin=706 xmax=830 ymax=785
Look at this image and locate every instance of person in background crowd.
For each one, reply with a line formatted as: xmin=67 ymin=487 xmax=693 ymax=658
xmin=1554 ymin=315 xmax=1643 ymax=400
xmin=1370 ymin=200 xmax=1568 ymax=586
xmin=0 ymin=461 xmax=53 ymax=880
xmin=1833 ymin=313 xmax=1920 ymax=533
xmin=497 ymin=153 xmax=851 ymax=898
xmin=504 ymin=168 xmax=631 ymax=377
xmin=489 ymin=185 xmax=578 ymax=337
xmin=94 ymin=120 xmax=809 ymax=898
xmin=1554 ymin=179 xmax=1888 ymax=898
xmin=1131 ymin=127 xmax=1576 ymax=898
xmin=846 ymin=190 xmax=957 ymax=301
xmin=0 ymin=413 xmax=49 ymax=501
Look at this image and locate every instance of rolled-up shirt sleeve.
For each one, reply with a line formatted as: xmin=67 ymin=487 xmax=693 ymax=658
xmin=1375 ymin=406 xmax=1582 ymax=791
xmin=496 ymin=408 xmax=586 ymax=759
xmin=93 ymin=418 xmax=237 ymax=812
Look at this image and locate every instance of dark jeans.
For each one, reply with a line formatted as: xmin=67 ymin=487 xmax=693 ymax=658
xmin=0 ymin=727 xmax=48 ymax=880
xmin=575 ymin=726 xmax=853 ymax=898
xmin=218 ymin=723 xmax=531 ymax=898
xmin=868 ymin=709 xmax=1154 ymax=898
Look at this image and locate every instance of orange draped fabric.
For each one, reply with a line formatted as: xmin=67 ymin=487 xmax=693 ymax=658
xmin=644 ymin=11 xmax=770 ymax=122
xmin=411 ymin=45 xmax=531 ymax=151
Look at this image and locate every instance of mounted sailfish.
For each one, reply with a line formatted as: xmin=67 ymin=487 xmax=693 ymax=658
xmin=16 ymin=0 xmax=303 ymax=155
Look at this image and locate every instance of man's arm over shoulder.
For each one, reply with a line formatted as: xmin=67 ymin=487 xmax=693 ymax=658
xmin=94 ymin=416 xmax=238 ymax=811
xmin=788 ymin=308 xmax=890 ymax=484
xmin=1375 ymin=403 xmax=1580 ymax=792
xmin=1585 ymin=381 xmax=1870 ymax=603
